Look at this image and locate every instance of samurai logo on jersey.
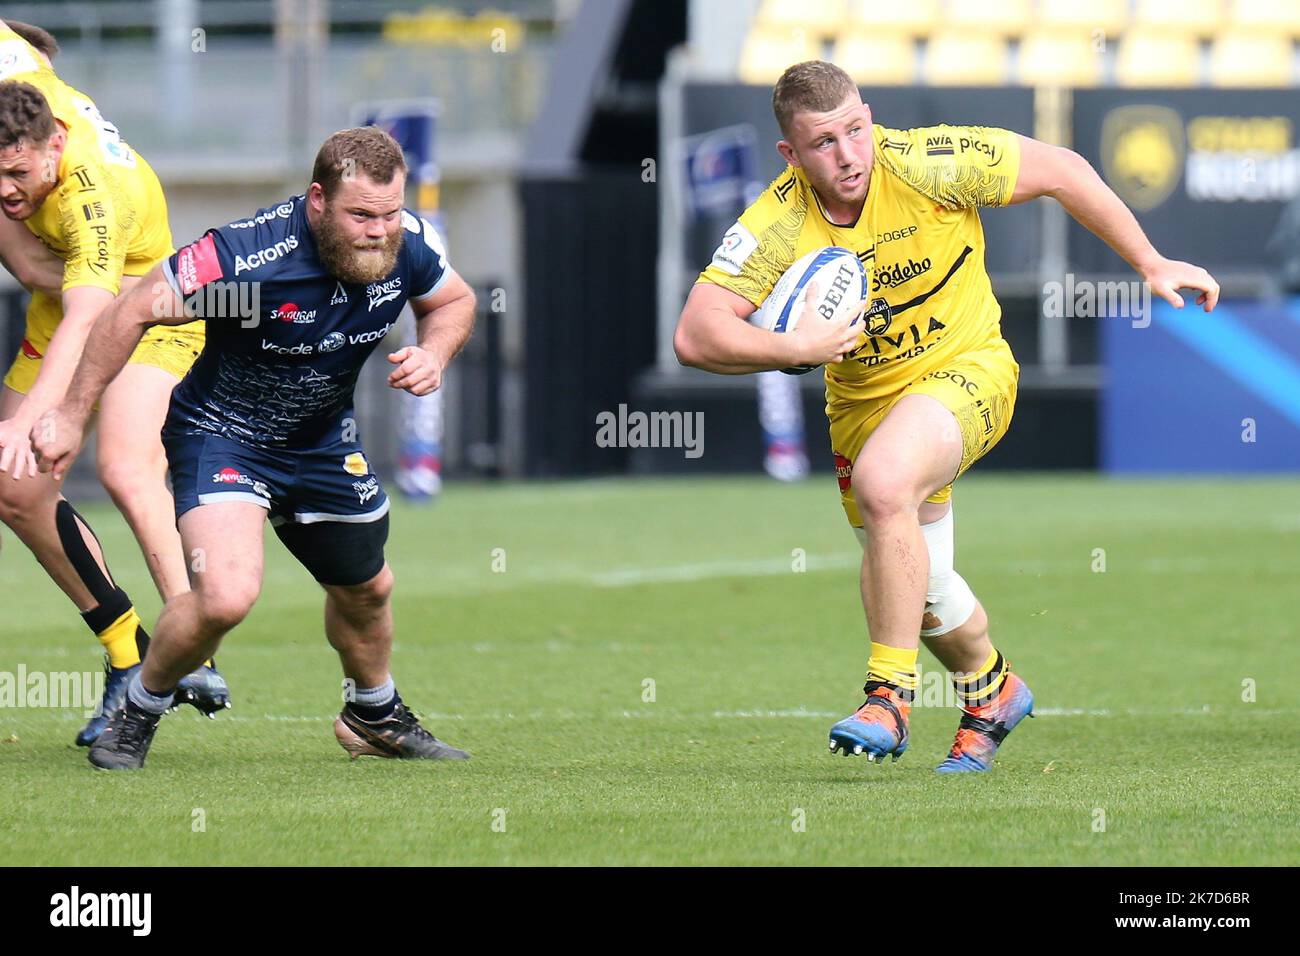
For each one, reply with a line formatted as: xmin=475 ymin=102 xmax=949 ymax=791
xmin=271 ymin=301 xmax=316 ymax=325
xmin=366 ymin=277 xmax=402 ymax=311
xmin=235 ymin=235 xmax=299 ymax=274
xmin=212 ymin=467 xmax=269 ymax=497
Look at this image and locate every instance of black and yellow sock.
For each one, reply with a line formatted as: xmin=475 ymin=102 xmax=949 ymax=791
xmin=952 ymin=648 xmax=1009 ymax=709
xmin=55 ymin=498 xmax=151 ymax=670
xmin=80 ymin=587 xmax=148 ymax=670
xmin=865 ymin=642 xmax=919 ymax=700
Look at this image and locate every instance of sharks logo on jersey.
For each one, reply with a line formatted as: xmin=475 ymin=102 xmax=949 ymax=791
xmin=162 ymin=195 xmax=451 ymax=449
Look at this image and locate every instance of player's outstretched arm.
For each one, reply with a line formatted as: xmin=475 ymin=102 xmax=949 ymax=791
xmin=390 ymin=270 xmax=477 ymax=396
xmin=674 ymin=281 xmax=862 ymax=374
xmin=0 ymin=215 xmax=63 ymax=295
xmin=1010 ymin=134 xmax=1219 ymax=312
xmin=30 ymin=264 xmax=179 ymax=479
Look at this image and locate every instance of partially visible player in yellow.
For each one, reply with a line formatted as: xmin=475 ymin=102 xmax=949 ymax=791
xmin=0 ymin=20 xmax=230 ymax=744
xmin=675 ymin=61 xmax=1219 ymax=772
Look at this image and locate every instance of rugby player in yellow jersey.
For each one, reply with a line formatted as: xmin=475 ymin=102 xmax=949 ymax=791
xmin=675 ymin=61 xmax=1220 ymax=773
xmin=0 ymin=21 xmax=231 ymax=744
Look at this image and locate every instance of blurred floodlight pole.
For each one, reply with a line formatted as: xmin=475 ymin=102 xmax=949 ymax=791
xmin=159 ymin=0 xmax=197 ymax=138
xmin=277 ymin=0 xmax=328 ymax=167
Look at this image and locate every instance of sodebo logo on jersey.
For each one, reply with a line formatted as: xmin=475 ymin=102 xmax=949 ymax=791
xmin=872 ymin=256 xmax=932 ymax=291
xmin=235 ymin=235 xmax=299 ymax=274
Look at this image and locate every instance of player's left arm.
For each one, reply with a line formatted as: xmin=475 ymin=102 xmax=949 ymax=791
xmin=388 ymin=270 xmax=476 ymax=396
xmin=1009 ymin=134 xmax=1219 ymax=311
xmin=0 ymin=215 xmax=63 ymax=294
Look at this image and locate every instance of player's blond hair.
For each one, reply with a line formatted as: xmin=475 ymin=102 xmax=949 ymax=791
xmin=0 ymin=80 xmax=56 ymax=150
xmin=311 ymin=127 xmax=407 ymax=199
xmin=772 ymin=61 xmax=858 ymax=138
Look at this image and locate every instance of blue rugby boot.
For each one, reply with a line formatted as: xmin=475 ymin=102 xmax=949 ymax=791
xmin=828 ymin=681 xmax=911 ymax=763
xmin=172 ymin=661 xmax=232 ymax=716
xmin=935 ymin=672 xmax=1035 ymax=774
xmin=76 ymin=659 xmax=138 ymax=747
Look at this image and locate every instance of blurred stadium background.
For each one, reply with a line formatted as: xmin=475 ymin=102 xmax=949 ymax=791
xmin=4 ymin=0 xmax=1299 ymax=492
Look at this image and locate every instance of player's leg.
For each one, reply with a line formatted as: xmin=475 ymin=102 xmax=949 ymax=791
xmin=87 ymin=501 xmax=266 ymax=770
xmin=908 ymin=349 xmax=1034 ymax=771
xmin=96 ymin=335 xmax=231 ymax=714
xmin=96 ymin=363 xmax=188 ymax=600
xmin=271 ymin=447 xmax=468 ymax=761
xmin=0 ymin=382 xmax=155 ymax=745
xmin=827 ymin=393 xmax=964 ymax=761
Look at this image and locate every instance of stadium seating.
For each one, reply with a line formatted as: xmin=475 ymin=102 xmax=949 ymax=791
xmin=754 ymin=0 xmax=848 ymax=38
xmin=1230 ymin=0 xmax=1300 ymax=37
xmin=1114 ymin=30 xmax=1201 ymax=87
xmin=734 ymin=0 xmax=1300 ymax=88
xmin=849 ymin=0 xmax=939 ymax=38
xmin=1132 ymin=0 xmax=1228 ymax=38
xmin=738 ymin=26 xmax=822 ymax=83
xmin=924 ymin=32 xmax=1009 ymax=86
xmin=1035 ymin=0 xmax=1129 ymax=37
xmin=833 ymin=31 xmax=918 ymax=85
xmin=1209 ymin=30 xmax=1295 ymax=86
xmin=945 ymin=0 xmax=1033 ymax=37
xmin=1018 ymin=30 xmax=1104 ymax=88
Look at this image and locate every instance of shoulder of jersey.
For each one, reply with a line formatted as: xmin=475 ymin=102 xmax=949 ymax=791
xmin=220 ymin=196 xmax=305 ymax=278
xmin=751 ymin=167 xmax=809 ymax=222
xmin=0 ymin=29 xmax=46 ymax=80
xmin=400 ymin=208 xmax=448 ymax=263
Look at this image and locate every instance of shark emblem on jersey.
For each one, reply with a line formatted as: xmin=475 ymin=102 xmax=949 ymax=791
xmin=367 ymin=277 xmax=402 ymax=312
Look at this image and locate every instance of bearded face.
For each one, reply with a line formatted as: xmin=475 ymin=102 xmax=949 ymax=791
xmin=309 ymin=172 xmax=406 ymax=285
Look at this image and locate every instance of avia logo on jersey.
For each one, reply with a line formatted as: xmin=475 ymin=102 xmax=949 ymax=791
xmin=229 ymin=202 xmax=296 ymax=229
xmin=348 ymin=320 xmax=396 ymax=345
xmin=925 ymin=134 xmax=955 ymax=156
xmin=235 ymin=235 xmax=299 ymax=275
xmin=212 ymin=468 xmax=269 ymax=497
xmin=273 ymin=301 xmax=316 ymax=324
xmin=366 ymin=277 xmax=402 ymax=312
xmin=872 ymin=257 xmax=932 ymax=292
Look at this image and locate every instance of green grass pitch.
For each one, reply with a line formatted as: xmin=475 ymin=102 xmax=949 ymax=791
xmin=2 ymin=475 xmax=1298 ymax=865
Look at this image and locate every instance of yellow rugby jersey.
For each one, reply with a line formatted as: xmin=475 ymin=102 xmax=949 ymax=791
xmin=698 ymin=124 xmax=1021 ymax=404
xmin=0 ymin=22 xmax=173 ymax=297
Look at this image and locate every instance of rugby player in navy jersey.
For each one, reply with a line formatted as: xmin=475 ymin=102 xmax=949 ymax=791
xmin=33 ymin=127 xmax=477 ymax=769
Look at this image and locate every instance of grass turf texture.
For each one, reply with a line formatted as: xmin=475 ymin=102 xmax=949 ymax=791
xmin=1 ymin=474 xmax=1297 ymax=866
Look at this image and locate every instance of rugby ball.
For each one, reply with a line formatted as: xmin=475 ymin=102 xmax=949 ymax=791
xmin=753 ymin=247 xmax=868 ymax=374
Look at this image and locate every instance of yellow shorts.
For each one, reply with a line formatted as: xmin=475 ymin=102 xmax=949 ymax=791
xmin=829 ymin=339 xmax=1019 ymax=527
xmin=3 ymin=288 xmax=205 ymax=394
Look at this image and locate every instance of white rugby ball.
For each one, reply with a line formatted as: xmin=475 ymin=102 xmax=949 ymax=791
xmin=753 ymin=246 xmax=868 ymax=374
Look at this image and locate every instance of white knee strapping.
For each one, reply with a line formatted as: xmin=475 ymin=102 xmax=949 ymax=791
xmin=851 ymin=507 xmax=977 ymax=637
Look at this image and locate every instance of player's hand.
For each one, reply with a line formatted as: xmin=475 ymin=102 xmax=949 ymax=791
xmin=29 ymin=407 xmax=84 ymax=481
xmin=386 ymin=345 xmax=444 ymax=396
xmin=787 ymin=285 xmax=867 ymax=367
xmin=1142 ymin=257 xmax=1220 ymax=312
xmin=0 ymin=415 xmax=40 ymax=480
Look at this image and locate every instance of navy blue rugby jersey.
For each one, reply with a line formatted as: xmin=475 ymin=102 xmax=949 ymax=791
xmin=161 ymin=194 xmax=450 ymax=450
